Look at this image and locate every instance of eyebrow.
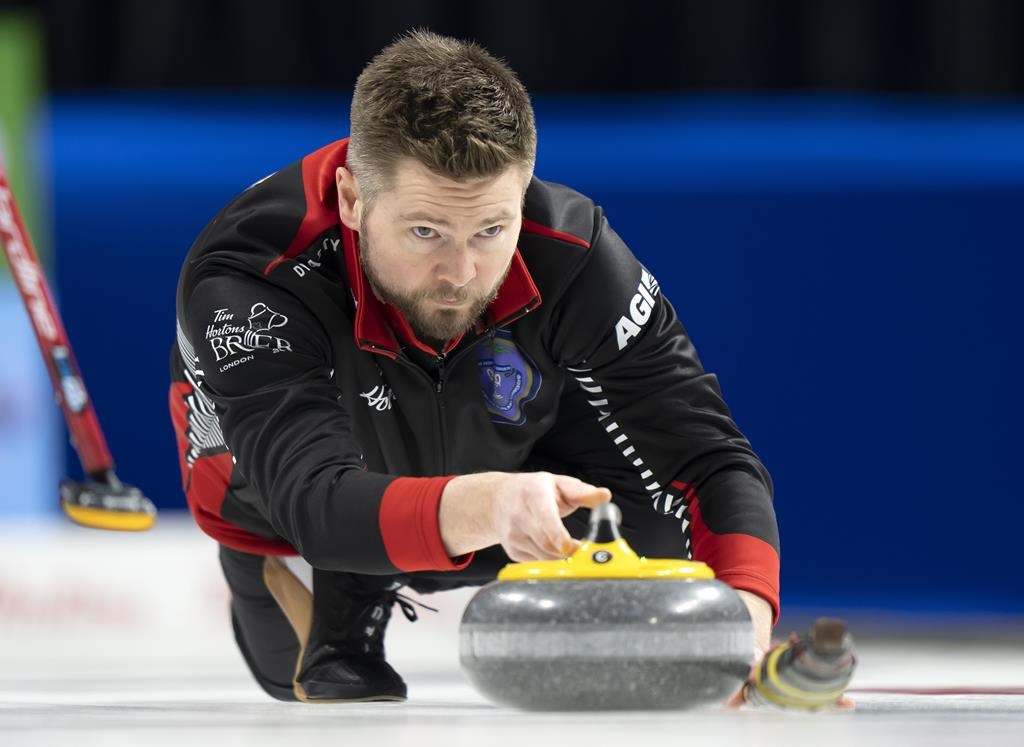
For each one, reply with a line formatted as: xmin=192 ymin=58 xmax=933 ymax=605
xmin=398 ymin=210 xmax=517 ymax=227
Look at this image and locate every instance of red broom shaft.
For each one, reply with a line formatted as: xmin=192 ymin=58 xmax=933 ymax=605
xmin=0 ymin=167 xmax=114 ymax=476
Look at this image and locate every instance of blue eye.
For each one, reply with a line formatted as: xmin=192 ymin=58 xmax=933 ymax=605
xmin=411 ymin=226 xmax=436 ymax=239
xmin=479 ymin=226 xmax=502 ymax=238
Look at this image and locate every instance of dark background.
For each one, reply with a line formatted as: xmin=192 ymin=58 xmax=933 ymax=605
xmin=2 ymin=1 xmax=1021 ymax=617
xmin=17 ymin=0 xmax=1024 ymax=96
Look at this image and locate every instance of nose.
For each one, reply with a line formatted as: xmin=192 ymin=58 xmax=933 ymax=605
xmin=436 ymin=241 xmax=476 ymax=288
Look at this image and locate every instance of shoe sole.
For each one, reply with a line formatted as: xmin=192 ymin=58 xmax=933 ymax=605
xmin=295 ymin=694 xmax=407 ymax=704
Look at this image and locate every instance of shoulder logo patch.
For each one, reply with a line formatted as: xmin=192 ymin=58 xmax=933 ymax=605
xmin=477 ymin=330 xmax=541 ymax=426
xmin=206 ymin=302 xmax=293 ymax=373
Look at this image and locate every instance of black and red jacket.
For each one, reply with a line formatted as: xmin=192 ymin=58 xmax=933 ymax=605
xmin=170 ymin=138 xmax=781 ymax=618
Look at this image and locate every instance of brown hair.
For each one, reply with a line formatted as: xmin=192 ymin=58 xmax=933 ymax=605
xmin=347 ymin=30 xmax=536 ymax=203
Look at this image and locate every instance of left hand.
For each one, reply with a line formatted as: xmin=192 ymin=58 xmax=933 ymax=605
xmin=724 ymin=593 xmax=855 ymax=710
xmin=724 ymin=590 xmax=773 ymax=708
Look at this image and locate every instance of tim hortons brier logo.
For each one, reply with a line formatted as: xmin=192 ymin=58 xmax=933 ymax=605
xmin=205 ymin=303 xmax=292 ymax=371
xmin=614 ymin=268 xmax=661 ymax=350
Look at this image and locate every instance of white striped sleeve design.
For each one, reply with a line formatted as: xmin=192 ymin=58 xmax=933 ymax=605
xmin=177 ymin=321 xmax=227 ymax=466
xmin=567 ymin=366 xmax=692 ymax=556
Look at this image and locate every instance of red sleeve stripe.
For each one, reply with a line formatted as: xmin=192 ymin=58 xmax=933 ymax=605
xmin=703 ymin=539 xmax=781 ymax=624
xmin=169 ymin=383 xmax=297 ymax=556
xmin=379 ymin=476 xmax=474 ymax=572
xmin=188 ymin=477 xmax=299 ymax=556
xmin=521 ymin=217 xmax=591 ymax=249
xmin=671 ymin=479 xmax=781 ymax=624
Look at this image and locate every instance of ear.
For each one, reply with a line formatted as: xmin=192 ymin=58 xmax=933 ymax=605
xmin=336 ymin=167 xmax=362 ymax=231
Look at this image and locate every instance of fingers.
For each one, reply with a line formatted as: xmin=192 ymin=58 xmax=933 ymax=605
xmin=724 ymin=684 xmax=748 ymax=709
xmin=530 ymin=474 xmax=609 ymax=556
xmin=506 ymin=502 xmax=577 ymax=561
xmin=504 ymin=542 xmax=536 ymax=563
xmin=552 ymin=475 xmax=612 ymax=514
xmin=496 ymin=472 xmax=611 ymax=561
xmin=537 ymin=495 xmax=578 ymax=556
xmin=506 ymin=532 xmax=557 ymax=562
xmin=509 ymin=531 xmax=579 ymax=560
xmin=514 ymin=510 xmax=575 ymax=560
xmin=725 ymin=651 xmax=760 ymax=709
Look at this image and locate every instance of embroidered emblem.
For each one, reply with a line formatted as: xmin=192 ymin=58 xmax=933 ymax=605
xmin=205 ymin=303 xmax=292 ymax=373
xmin=477 ymin=330 xmax=541 ymax=426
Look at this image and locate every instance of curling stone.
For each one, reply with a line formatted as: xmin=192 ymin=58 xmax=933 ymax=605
xmin=459 ymin=503 xmax=754 ymax=710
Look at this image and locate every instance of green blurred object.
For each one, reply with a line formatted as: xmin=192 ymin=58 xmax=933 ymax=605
xmin=0 ymin=10 xmax=44 ymax=274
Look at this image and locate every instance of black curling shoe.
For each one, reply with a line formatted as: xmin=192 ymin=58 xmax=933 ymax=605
xmin=294 ymin=568 xmax=423 ymax=703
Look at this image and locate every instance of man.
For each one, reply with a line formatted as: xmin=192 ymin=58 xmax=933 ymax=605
xmin=170 ymin=30 xmax=779 ymax=704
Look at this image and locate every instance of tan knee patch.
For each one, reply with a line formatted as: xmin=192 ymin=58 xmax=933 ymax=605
xmin=261 ymin=555 xmax=314 ymax=701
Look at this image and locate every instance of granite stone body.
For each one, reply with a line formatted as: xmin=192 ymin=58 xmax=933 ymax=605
xmin=460 ymin=577 xmax=754 ymax=710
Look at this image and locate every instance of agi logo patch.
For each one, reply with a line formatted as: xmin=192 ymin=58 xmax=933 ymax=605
xmin=477 ymin=330 xmax=541 ymax=426
xmin=614 ymin=267 xmax=661 ymax=350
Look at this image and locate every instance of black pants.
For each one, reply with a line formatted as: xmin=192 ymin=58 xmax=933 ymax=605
xmin=218 ymin=543 xmax=513 ymax=701
xmin=220 ymin=502 xmax=684 ymax=701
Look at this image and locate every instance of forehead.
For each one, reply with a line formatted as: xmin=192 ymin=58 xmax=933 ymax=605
xmin=380 ymin=159 xmax=527 ymax=217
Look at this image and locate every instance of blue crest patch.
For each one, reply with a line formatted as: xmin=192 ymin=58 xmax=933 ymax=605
xmin=477 ymin=330 xmax=542 ymax=426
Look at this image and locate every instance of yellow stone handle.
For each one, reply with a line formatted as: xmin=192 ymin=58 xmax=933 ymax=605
xmin=498 ymin=503 xmax=716 ymax=580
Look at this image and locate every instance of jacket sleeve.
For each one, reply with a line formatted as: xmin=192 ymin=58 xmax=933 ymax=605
xmin=181 ymin=270 xmax=468 ymax=574
xmin=546 ymin=214 xmax=781 ymax=621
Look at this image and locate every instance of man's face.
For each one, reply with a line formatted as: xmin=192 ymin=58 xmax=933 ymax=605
xmin=341 ymin=159 xmax=526 ymax=346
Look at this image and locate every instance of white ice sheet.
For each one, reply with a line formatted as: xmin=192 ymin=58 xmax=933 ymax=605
xmin=1 ymin=517 xmax=1021 ymax=746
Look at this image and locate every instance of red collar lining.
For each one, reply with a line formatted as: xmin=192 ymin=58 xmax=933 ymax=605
xmin=264 ymin=139 xmax=348 ymax=276
xmin=343 ymin=223 xmax=541 ymax=357
xmin=521 ymin=217 xmax=591 ymax=250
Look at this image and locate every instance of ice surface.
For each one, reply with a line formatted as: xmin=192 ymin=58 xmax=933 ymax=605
xmin=1 ymin=517 xmax=1021 ymax=746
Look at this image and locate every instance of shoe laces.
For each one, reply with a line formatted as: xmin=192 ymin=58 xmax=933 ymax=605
xmin=358 ymin=588 xmax=438 ymax=650
xmin=389 ymin=590 xmax=438 ymax=623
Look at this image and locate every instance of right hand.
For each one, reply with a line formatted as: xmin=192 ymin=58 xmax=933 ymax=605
xmin=492 ymin=472 xmax=612 ymax=561
xmin=439 ymin=471 xmax=611 ymax=561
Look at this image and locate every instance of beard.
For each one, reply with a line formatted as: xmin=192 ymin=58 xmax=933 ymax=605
xmin=359 ymin=229 xmax=511 ymax=346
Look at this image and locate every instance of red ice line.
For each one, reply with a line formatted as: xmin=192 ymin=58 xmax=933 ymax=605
xmin=849 ymin=687 xmax=1024 ymax=696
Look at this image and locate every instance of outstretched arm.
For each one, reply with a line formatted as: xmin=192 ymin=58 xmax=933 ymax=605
xmin=439 ymin=471 xmax=611 ymax=560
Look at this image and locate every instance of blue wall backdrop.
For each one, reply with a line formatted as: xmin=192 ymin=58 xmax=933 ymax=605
xmin=47 ymin=94 xmax=1024 ymax=614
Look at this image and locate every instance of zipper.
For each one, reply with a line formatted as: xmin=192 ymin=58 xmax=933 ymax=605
xmin=388 ymin=329 xmax=495 ymax=472
xmin=436 ymin=327 xmax=497 ymax=388
xmin=435 ymin=353 xmax=446 ymax=394
xmin=388 ymin=356 xmax=447 ymax=470
xmin=435 ymin=352 xmax=447 ymax=468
